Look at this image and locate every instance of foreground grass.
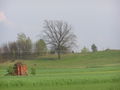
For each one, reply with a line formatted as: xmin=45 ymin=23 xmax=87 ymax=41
xmin=1 ymin=83 xmax=120 ymax=90
xmin=0 ymin=66 xmax=120 ymax=90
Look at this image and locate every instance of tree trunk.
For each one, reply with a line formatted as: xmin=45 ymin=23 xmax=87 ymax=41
xmin=58 ymin=51 xmax=61 ymax=60
xmin=57 ymin=45 xmax=61 ymax=60
xmin=57 ymin=46 xmax=61 ymax=60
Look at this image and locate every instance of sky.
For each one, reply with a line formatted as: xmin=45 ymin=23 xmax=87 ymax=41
xmin=0 ymin=0 xmax=120 ymax=52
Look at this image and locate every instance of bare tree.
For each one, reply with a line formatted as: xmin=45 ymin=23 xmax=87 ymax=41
xmin=0 ymin=47 xmax=2 ymax=60
xmin=43 ymin=20 xmax=76 ymax=59
xmin=8 ymin=42 xmax=18 ymax=59
xmin=2 ymin=44 xmax=10 ymax=59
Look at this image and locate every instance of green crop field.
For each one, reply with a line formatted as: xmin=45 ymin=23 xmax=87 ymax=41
xmin=0 ymin=50 xmax=120 ymax=90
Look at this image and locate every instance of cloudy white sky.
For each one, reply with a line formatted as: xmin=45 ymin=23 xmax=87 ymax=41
xmin=0 ymin=0 xmax=120 ymax=51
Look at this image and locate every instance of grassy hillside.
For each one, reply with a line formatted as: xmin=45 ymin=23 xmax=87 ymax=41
xmin=0 ymin=50 xmax=120 ymax=69
xmin=0 ymin=50 xmax=120 ymax=90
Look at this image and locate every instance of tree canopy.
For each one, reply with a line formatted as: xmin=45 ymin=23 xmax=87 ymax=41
xmin=43 ymin=20 xmax=76 ymax=59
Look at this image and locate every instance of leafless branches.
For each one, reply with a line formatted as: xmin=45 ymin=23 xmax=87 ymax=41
xmin=43 ymin=20 xmax=76 ymax=59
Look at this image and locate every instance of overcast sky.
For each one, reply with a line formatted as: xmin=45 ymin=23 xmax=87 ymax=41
xmin=0 ymin=0 xmax=120 ymax=51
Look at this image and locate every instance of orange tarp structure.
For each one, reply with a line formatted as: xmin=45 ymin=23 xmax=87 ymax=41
xmin=14 ymin=62 xmax=28 ymax=76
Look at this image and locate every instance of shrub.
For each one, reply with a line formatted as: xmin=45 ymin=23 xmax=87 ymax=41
xmin=6 ymin=66 xmax=14 ymax=75
xmin=31 ymin=67 xmax=36 ymax=75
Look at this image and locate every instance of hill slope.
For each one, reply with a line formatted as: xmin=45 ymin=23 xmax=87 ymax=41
xmin=0 ymin=50 xmax=120 ymax=69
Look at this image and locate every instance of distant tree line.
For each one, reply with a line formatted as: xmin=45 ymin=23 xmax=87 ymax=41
xmin=81 ymin=44 xmax=98 ymax=53
xmin=0 ymin=33 xmax=73 ymax=61
xmin=0 ymin=20 xmax=99 ymax=61
xmin=0 ymin=20 xmax=76 ymax=61
xmin=0 ymin=33 xmax=48 ymax=61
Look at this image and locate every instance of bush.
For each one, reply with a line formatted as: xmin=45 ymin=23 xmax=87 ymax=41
xmin=6 ymin=66 xmax=14 ymax=75
xmin=30 ymin=67 xmax=36 ymax=75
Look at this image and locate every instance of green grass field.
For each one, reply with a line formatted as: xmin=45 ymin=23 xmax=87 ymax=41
xmin=0 ymin=50 xmax=120 ymax=90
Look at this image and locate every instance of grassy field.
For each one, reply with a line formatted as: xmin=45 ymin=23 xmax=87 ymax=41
xmin=0 ymin=50 xmax=120 ymax=90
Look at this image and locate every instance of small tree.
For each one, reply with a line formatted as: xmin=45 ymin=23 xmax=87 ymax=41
xmin=35 ymin=39 xmax=47 ymax=56
xmin=0 ymin=48 xmax=2 ymax=60
xmin=2 ymin=44 xmax=10 ymax=59
xmin=25 ymin=37 xmax=32 ymax=56
xmin=17 ymin=33 xmax=32 ymax=58
xmin=91 ymin=44 xmax=97 ymax=52
xmin=8 ymin=42 xmax=18 ymax=59
xmin=81 ymin=46 xmax=89 ymax=53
